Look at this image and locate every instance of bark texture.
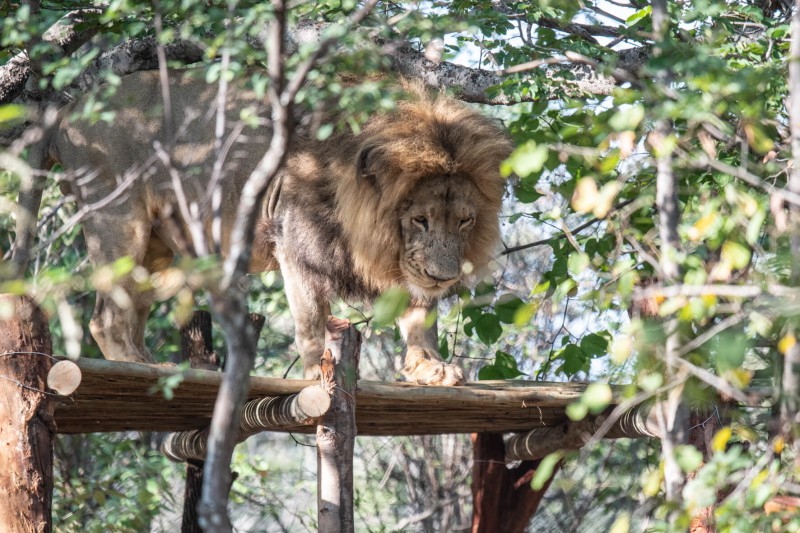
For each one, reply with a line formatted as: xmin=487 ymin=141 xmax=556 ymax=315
xmin=179 ymin=310 xmax=216 ymax=533
xmin=471 ymin=433 xmax=557 ymax=533
xmin=317 ymin=317 xmax=360 ymax=533
xmin=0 ymin=295 xmax=55 ymax=533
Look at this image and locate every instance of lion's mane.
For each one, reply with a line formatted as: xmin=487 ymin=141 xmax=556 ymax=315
xmin=334 ymin=86 xmax=513 ymax=292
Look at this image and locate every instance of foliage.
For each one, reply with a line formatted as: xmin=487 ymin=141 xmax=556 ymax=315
xmin=2 ymin=0 xmax=800 ymax=530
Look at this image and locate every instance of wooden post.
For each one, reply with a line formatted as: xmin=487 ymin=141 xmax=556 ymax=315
xmin=179 ymin=311 xmax=217 ymax=533
xmin=0 ymin=295 xmax=55 ymax=533
xmin=471 ymin=433 xmax=556 ymax=533
xmin=179 ymin=311 xmax=263 ymax=532
xmin=317 ymin=317 xmax=360 ymax=533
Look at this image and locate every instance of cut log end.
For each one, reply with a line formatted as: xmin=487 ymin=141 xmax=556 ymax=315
xmin=47 ymin=360 xmax=82 ymax=396
xmin=297 ymin=384 xmax=332 ymax=420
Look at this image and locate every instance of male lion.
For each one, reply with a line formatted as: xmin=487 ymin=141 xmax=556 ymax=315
xmin=25 ymin=70 xmax=512 ymax=386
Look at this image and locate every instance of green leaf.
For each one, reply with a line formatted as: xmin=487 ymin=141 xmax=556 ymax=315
xmin=475 ymin=313 xmax=503 ymax=345
xmin=494 ymin=350 xmax=525 ymax=378
xmin=513 ymin=302 xmax=538 ymax=327
xmin=514 ymin=183 xmax=542 ymax=203
xmin=721 ymin=241 xmax=751 ymax=269
xmin=438 ymin=336 xmax=450 ymax=361
xmin=609 ymin=104 xmax=644 ymax=132
xmin=495 ymin=295 xmax=524 ymax=324
xmin=582 ymin=383 xmax=613 ymax=414
xmin=675 ymin=445 xmax=704 ymax=473
xmin=0 ymin=104 xmax=25 ymax=124
xmin=579 ymin=332 xmax=609 ymax=358
xmin=531 ymin=451 xmax=562 ymax=490
xmin=567 ymin=252 xmax=590 ymax=277
xmin=316 ymin=123 xmax=334 ymax=141
xmin=626 ymin=6 xmax=651 ymax=26
xmin=373 ymin=288 xmax=410 ymax=326
xmin=566 ymin=401 xmax=588 ymax=421
xmin=503 ymin=141 xmax=549 ymax=178
xmin=559 ymin=344 xmax=587 ymax=376
xmin=478 ymin=365 xmax=504 ymax=380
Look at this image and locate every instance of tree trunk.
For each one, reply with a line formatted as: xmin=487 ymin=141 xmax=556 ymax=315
xmin=179 ymin=311 xmax=216 ymax=533
xmin=0 ymin=295 xmax=55 ymax=533
xmin=471 ymin=433 xmax=557 ymax=533
xmin=317 ymin=317 xmax=360 ymax=533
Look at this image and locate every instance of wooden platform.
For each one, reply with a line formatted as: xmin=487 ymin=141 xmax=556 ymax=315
xmin=53 ymin=358 xmax=603 ymax=436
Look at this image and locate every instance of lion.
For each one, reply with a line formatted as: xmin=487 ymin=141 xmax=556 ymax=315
xmin=18 ymin=69 xmax=512 ymax=386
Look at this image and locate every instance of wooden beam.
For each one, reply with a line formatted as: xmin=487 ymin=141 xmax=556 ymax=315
xmin=53 ymin=358 xmax=595 ymax=435
xmin=162 ymin=385 xmax=331 ymax=462
xmin=505 ymin=402 xmax=662 ymax=462
xmin=317 ymin=317 xmax=359 ymax=533
xmin=0 ymin=295 xmax=55 ymax=533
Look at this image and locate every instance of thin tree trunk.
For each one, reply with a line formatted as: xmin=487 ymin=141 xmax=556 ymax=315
xmin=471 ymin=433 xmax=557 ymax=533
xmin=317 ymin=317 xmax=360 ymax=533
xmin=652 ymin=0 xmax=689 ymax=505
xmin=0 ymin=295 xmax=55 ymax=533
xmin=198 ymin=304 xmax=262 ymax=532
xmin=180 ymin=311 xmax=216 ymax=533
xmin=783 ymin=0 xmax=800 ymax=445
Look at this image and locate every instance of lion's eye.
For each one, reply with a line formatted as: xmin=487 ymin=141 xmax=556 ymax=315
xmin=412 ymin=217 xmax=429 ymax=231
xmin=459 ymin=217 xmax=475 ymax=230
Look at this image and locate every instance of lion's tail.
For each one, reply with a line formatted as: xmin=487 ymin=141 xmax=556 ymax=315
xmin=10 ymin=107 xmax=59 ymax=277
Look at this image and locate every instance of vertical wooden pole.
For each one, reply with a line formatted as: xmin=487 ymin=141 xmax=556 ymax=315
xmin=179 ymin=311 xmax=216 ymax=533
xmin=317 ymin=317 xmax=360 ymax=533
xmin=470 ymin=433 xmax=556 ymax=533
xmin=180 ymin=310 xmax=264 ymax=532
xmin=0 ymin=295 xmax=55 ymax=533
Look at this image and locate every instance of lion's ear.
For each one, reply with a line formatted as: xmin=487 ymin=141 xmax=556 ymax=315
xmin=356 ymin=145 xmax=380 ymax=190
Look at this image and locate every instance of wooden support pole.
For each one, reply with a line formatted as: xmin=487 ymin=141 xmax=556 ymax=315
xmin=317 ymin=317 xmax=360 ymax=533
xmin=162 ymin=385 xmax=331 ymax=462
xmin=505 ymin=402 xmax=662 ymax=462
xmin=0 ymin=295 xmax=55 ymax=533
xmin=178 ymin=310 xmax=217 ymax=533
xmin=471 ymin=433 xmax=557 ymax=533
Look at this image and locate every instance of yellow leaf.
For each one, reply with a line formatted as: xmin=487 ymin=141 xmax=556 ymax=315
xmin=689 ymin=212 xmax=717 ymax=241
xmin=593 ymin=182 xmax=622 ymax=218
xmin=609 ymin=513 xmax=630 ymax=533
xmin=571 ymin=177 xmax=599 ymax=214
xmin=779 ymin=334 xmax=796 ymax=355
xmin=643 ymin=466 xmax=663 ymax=497
xmin=774 ymin=436 xmax=785 ymax=454
xmin=610 ymin=334 xmax=633 ymax=365
xmin=711 ymin=426 xmax=731 ymax=453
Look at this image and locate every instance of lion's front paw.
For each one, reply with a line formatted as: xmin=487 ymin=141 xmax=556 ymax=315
xmin=403 ymin=349 xmax=465 ymax=386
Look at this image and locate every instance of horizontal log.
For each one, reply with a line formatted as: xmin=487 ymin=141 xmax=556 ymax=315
xmin=162 ymin=385 xmax=331 ymax=462
xmin=54 ymin=358 xmax=611 ymax=435
xmin=505 ymin=402 xmax=662 ymax=462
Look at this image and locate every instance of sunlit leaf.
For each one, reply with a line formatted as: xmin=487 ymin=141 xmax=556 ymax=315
xmin=531 ymin=451 xmax=562 ymax=490
xmin=373 ymin=288 xmax=410 ymax=327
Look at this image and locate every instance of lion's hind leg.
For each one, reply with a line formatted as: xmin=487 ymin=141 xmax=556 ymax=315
xmin=84 ymin=211 xmax=158 ymax=364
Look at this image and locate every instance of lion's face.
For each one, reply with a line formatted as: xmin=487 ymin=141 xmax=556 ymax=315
xmin=398 ymin=176 xmax=479 ymax=299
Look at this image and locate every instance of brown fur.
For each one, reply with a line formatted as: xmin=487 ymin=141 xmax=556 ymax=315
xmin=37 ymin=70 xmax=512 ymax=385
xmin=336 ymin=85 xmax=508 ymax=294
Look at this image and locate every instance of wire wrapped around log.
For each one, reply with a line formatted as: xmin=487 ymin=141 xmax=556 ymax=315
xmin=162 ymin=384 xmax=331 ymax=462
xmin=505 ymin=401 xmax=662 ymax=462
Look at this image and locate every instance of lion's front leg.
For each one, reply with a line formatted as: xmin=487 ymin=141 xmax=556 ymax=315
xmin=398 ymin=302 xmax=465 ymax=386
xmin=280 ymin=257 xmax=330 ymax=380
